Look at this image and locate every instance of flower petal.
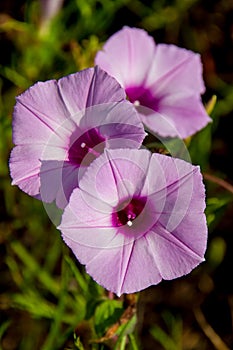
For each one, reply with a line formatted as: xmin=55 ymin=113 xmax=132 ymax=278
xmin=12 ymin=84 xmax=73 ymax=146
xmin=150 ymin=94 xmax=211 ymax=138
xmin=145 ymin=224 xmax=205 ymax=280
xmin=58 ymin=66 xmax=126 ymax=115
xmin=143 ymin=155 xmax=207 ymax=279
xmin=9 ymin=145 xmax=41 ymax=196
xmin=59 ymin=187 xmax=123 ymax=249
xmin=144 ymin=153 xmax=205 ymax=229
xmin=157 ymin=160 xmax=207 ymax=255
xmin=79 ymin=149 xmax=151 ymax=206
xmin=40 ymin=160 xmax=81 ymax=208
xmin=62 ymin=235 xmax=162 ymax=296
xmin=138 ymin=44 xmax=212 ymax=138
xmin=96 ymin=27 xmax=211 ymax=138
xmin=10 ymin=68 xmax=127 ymax=198
xmin=95 ymin=26 xmax=155 ymax=87
xmin=146 ymin=44 xmax=206 ymax=94
xmin=59 ymin=149 xmax=208 ymax=294
xmin=79 ymin=101 xmax=146 ymax=148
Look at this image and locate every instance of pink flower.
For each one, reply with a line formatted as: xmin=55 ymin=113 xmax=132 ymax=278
xmin=95 ymin=26 xmax=211 ymax=138
xmin=59 ymin=149 xmax=207 ymax=296
xmin=9 ymin=66 xmax=145 ymax=208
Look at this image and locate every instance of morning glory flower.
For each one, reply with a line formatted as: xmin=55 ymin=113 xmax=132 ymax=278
xmin=9 ymin=66 xmax=146 ymax=208
xmin=59 ymin=149 xmax=207 ymax=296
xmin=95 ymin=26 xmax=211 ymax=139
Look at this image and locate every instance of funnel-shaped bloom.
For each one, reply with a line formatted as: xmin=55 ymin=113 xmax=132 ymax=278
xmin=59 ymin=149 xmax=207 ymax=296
xmin=9 ymin=66 xmax=146 ymax=208
xmin=95 ymin=26 xmax=211 ymax=138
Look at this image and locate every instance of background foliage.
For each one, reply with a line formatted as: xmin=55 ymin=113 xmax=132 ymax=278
xmin=0 ymin=0 xmax=233 ymax=349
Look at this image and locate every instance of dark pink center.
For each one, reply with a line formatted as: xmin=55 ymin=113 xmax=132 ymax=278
xmin=112 ymin=196 xmax=147 ymax=227
xmin=68 ymin=128 xmax=105 ymax=166
xmin=126 ymin=86 xmax=158 ymax=111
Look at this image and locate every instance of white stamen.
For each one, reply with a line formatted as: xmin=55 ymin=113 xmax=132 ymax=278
xmin=145 ymin=132 xmax=148 ymax=136
xmin=81 ymin=142 xmax=86 ymax=148
xmin=127 ymin=220 xmax=133 ymax=227
xmin=134 ymin=100 xmax=140 ymax=106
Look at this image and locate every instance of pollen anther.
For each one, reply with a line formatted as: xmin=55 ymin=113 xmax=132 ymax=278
xmin=134 ymin=100 xmax=140 ymax=106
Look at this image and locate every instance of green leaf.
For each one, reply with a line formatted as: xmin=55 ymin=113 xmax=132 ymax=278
xmin=10 ymin=241 xmax=60 ymax=297
xmin=206 ymin=236 xmax=226 ymax=269
xmin=128 ymin=333 xmax=140 ymax=350
xmin=11 ymin=291 xmax=55 ymax=320
xmin=188 ymin=122 xmax=212 ymax=169
xmin=0 ymin=320 xmax=11 ymax=350
xmin=150 ymin=326 xmax=179 ymax=350
xmin=150 ymin=311 xmax=182 ymax=350
xmin=113 ymin=314 xmax=137 ymax=350
xmin=205 ymin=95 xmax=217 ymax=115
xmin=41 ymin=255 xmax=71 ymax=350
xmin=205 ymin=196 xmax=231 ymax=230
xmin=74 ymin=334 xmax=85 ymax=350
xmin=94 ymin=299 xmax=123 ymax=337
xmin=65 ymin=255 xmax=88 ymax=295
xmin=0 ymin=65 xmax=30 ymax=89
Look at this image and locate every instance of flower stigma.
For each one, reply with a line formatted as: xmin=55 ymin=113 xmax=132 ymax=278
xmin=112 ymin=196 xmax=147 ymax=228
xmin=68 ymin=128 xmax=106 ymax=167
